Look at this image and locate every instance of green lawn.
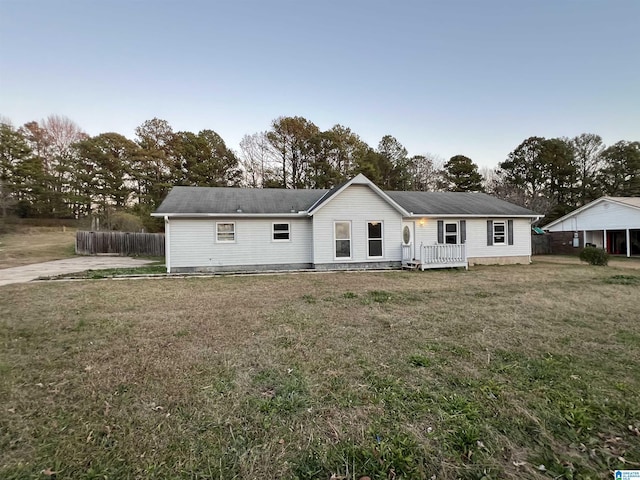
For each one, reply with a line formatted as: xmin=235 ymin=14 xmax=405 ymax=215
xmin=1 ymin=263 xmax=639 ymax=479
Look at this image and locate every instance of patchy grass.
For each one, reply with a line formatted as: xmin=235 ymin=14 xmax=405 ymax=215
xmin=535 ymin=254 xmax=640 ymax=270
xmin=604 ymin=274 xmax=640 ymax=286
xmin=0 ymin=226 xmax=76 ymax=268
xmin=1 ymin=263 xmax=639 ymax=479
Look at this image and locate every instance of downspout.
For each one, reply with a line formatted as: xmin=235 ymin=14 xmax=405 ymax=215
xmin=164 ymin=216 xmax=171 ymax=273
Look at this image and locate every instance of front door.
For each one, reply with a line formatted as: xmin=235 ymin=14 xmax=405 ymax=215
xmin=402 ymin=221 xmax=415 ymax=261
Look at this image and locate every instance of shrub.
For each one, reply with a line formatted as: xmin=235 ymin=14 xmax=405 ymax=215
xmin=110 ymin=212 xmax=145 ymax=232
xmin=579 ymin=246 xmax=609 ymax=266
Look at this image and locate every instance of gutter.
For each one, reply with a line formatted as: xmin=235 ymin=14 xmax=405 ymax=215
xmin=153 ymin=212 xmax=541 ymax=221
xmin=164 ymin=216 xmax=171 ymax=273
xmin=151 ymin=212 xmax=309 ymax=218
xmin=153 ymin=212 xmax=540 ymax=219
xmin=407 ymin=214 xmax=541 ymax=219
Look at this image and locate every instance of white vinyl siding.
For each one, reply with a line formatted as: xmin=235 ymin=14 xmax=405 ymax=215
xmin=169 ymin=218 xmax=312 ymax=268
xmin=312 ymin=185 xmax=403 ymax=264
xmin=545 ymin=201 xmax=640 ymax=231
xmin=414 ymin=218 xmax=532 ymax=259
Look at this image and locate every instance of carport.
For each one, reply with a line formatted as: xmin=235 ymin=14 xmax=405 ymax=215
xmin=544 ymin=197 xmax=640 ymax=258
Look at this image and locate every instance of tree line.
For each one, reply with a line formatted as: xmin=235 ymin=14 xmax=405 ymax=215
xmin=0 ymin=114 xmax=638 ymax=230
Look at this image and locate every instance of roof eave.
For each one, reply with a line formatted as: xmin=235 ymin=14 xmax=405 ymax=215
xmin=406 ymin=213 xmax=540 ymax=218
xmin=151 ymin=212 xmax=309 ymax=218
xmin=605 ymin=197 xmax=640 ymax=211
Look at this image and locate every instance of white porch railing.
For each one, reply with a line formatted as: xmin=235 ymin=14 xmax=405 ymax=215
xmin=419 ymin=242 xmax=468 ymax=270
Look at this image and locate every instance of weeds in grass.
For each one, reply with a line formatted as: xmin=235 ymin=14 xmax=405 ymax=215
xmin=83 ymin=264 xmax=166 ymax=278
xmin=301 ymin=294 xmax=316 ymax=304
xmin=604 ymin=274 xmax=640 ymax=285
xmin=408 ymin=353 xmax=431 ymax=367
xmin=367 ymin=290 xmax=393 ymax=303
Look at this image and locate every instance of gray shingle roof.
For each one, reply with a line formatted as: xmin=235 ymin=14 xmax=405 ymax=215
xmin=385 ymin=191 xmax=538 ymax=216
xmin=154 ymin=186 xmax=328 ymax=214
xmin=154 ymin=185 xmax=539 ymax=217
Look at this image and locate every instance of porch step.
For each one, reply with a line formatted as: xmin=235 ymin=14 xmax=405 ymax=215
xmin=402 ymin=260 xmax=421 ymax=270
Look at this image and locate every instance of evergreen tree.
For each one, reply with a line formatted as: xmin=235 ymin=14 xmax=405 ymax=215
xmin=442 ymin=155 xmax=484 ymax=192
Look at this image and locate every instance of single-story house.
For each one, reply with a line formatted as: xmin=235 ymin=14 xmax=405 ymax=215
xmin=152 ymin=174 xmax=541 ymax=273
xmin=544 ymin=196 xmax=640 ymax=257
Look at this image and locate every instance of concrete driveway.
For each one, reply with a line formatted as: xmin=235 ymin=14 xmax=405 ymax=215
xmin=0 ymin=256 xmax=156 ymax=287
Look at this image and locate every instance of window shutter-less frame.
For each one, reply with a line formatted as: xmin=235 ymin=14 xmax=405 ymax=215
xmin=487 ymin=220 xmax=493 ymax=246
xmin=460 ymin=220 xmax=466 ymax=244
xmin=507 ymin=219 xmax=514 ymax=245
xmin=437 ymin=220 xmax=444 ymax=244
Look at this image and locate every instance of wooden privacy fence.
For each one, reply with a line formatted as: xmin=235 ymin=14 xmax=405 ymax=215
xmin=76 ymin=231 xmax=165 ymax=256
xmin=531 ymin=234 xmax=551 ymax=255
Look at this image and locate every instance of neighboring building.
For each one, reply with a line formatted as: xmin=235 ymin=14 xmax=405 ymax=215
xmin=544 ymin=197 xmax=640 ymax=257
xmin=152 ymin=174 xmax=541 ymax=273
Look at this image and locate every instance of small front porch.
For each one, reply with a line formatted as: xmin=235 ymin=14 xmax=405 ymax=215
xmin=584 ymin=229 xmax=640 ymax=257
xmin=402 ymin=243 xmax=468 ymax=270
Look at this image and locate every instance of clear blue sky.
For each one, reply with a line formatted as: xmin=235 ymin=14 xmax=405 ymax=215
xmin=1 ymin=0 xmax=638 ymax=168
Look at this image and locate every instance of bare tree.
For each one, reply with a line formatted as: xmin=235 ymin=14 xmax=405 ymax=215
xmin=480 ymin=166 xmax=500 ymax=193
xmin=266 ymin=116 xmax=319 ymax=188
xmin=42 ymin=115 xmax=88 ymax=156
xmin=239 ymin=132 xmax=273 ymax=188
xmin=569 ymin=133 xmax=605 ymax=203
xmin=18 ymin=115 xmax=86 ymax=216
xmin=491 ymin=168 xmax=554 ymax=215
xmin=408 ymin=153 xmax=445 ymax=191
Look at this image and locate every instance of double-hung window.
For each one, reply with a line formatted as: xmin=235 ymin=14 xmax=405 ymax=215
xmin=445 ymin=222 xmax=458 ymax=244
xmin=487 ymin=220 xmax=513 ymax=246
xmin=367 ymin=221 xmax=383 ymax=258
xmin=216 ymin=222 xmax=235 ymax=242
xmin=438 ymin=220 xmax=466 ymax=244
xmin=273 ymin=223 xmax=290 ymax=241
xmin=334 ymin=221 xmax=351 ymax=258
xmin=493 ymin=221 xmax=506 ymax=245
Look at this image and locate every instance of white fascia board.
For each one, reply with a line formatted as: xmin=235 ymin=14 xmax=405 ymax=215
xmin=151 ymin=212 xmax=309 ymax=218
xmin=606 ymin=197 xmax=640 ymax=211
xmin=306 ymin=190 xmax=334 ymax=213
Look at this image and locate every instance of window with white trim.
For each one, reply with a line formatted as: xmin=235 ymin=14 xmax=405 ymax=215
xmin=272 ymin=223 xmax=290 ymax=241
xmin=367 ymin=221 xmax=383 ymax=257
xmin=216 ymin=222 xmax=235 ymax=242
xmin=334 ymin=221 xmax=351 ymax=258
xmin=445 ymin=222 xmax=458 ymax=244
xmin=493 ymin=221 xmax=506 ymax=245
